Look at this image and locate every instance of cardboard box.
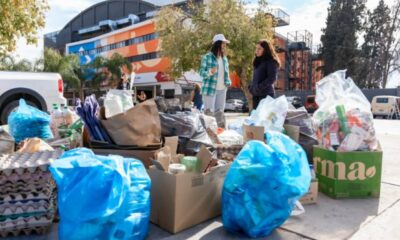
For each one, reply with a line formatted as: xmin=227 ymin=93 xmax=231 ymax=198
xmin=93 ymin=148 xmax=159 ymax=168
xmin=243 ymin=125 xmax=265 ymax=142
xmin=313 ymin=146 xmax=382 ymax=198
xmin=300 ymin=180 xmax=318 ymax=204
xmin=149 ymin=163 xmax=230 ymax=234
xmin=242 ymin=124 xmax=300 ymax=143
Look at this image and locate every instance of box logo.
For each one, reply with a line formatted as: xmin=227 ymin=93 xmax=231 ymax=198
xmin=314 ymin=157 xmax=376 ymax=180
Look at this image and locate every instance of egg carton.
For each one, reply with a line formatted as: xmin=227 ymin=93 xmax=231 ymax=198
xmin=0 ymin=225 xmax=51 ymax=238
xmin=0 ymin=209 xmax=54 ymax=222
xmin=0 ymin=150 xmax=62 ymax=176
xmin=0 ymin=188 xmax=53 ymax=204
xmin=0 ymin=200 xmax=54 ymax=216
xmin=0 ymin=214 xmax=53 ymax=237
xmin=0 ymin=212 xmax=54 ymax=225
xmin=0 ymin=181 xmax=55 ymax=196
xmin=0 ymin=200 xmax=51 ymax=214
xmin=0 ymin=171 xmax=52 ymax=185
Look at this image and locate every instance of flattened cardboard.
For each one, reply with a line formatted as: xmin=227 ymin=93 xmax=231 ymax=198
xmin=197 ymin=146 xmax=213 ymax=173
xmin=165 ymin=136 xmax=179 ymax=156
xmin=243 ymin=125 xmax=265 ymax=142
xmin=284 ymin=124 xmax=300 ymax=143
xmin=300 ymin=180 xmax=318 ymax=204
xmin=149 ymin=163 xmax=231 ymax=234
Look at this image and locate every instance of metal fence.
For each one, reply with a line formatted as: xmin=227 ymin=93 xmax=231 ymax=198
xmin=227 ymin=87 xmax=400 ymax=104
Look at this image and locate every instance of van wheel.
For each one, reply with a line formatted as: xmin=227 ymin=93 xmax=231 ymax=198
xmin=0 ymin=100 xmax=38 ymax=124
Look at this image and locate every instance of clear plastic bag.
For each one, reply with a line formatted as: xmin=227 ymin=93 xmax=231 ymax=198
xmin=49 ymin=148 xmax=151 ymax=240
xmin=104 ymin=90 xmax=134 ymax=118
xmin=314 ymin=70 xmax=378 ymax=151
xmin=222 ymin=132 xmax=311 ymax=238
xmin=8 ymin=99 xmax=53 ymax=143
xmin=249 ymin=95 xmax=289 ymax=132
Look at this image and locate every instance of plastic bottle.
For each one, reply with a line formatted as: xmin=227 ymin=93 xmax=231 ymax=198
xmin=50 ymin=105 xmax=62 ymax=138
xmin=63 ymin=106 xmax=74 ymax=126
xmin=335 ymin=105 xmax=350 ymax=135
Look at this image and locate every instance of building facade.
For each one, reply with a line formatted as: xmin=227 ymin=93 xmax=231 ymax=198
xmin=45 ymin=0 xmax=323 ymax=95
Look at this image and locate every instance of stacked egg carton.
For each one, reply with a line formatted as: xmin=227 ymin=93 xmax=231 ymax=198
xmin=0 ymin=150 xmax=61 ymax=237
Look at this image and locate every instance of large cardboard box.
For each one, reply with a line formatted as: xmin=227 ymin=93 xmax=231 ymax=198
xmin=300 ymin=180 xmax=318 ymax=204
xmin=149 ymin=164 xmax=230 ymax=234
xmin=313 ymin=146 xmax=382 ymax=198
xmin=93 ymin=148 xmax=158 ymax=168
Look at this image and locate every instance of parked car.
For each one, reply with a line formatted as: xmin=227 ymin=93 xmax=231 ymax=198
xmin=0 ymin=71 xmax=67 ymax=124
xmin=287 ymin=96 xmax=303 ymax=108
xmin=242 ymin=100 xmax=249 ymax=113
xmin=225 ymin=99 xmax=244 ymax=112
xmin=305 ymin=95 xmax=318 ymax=113
xmin=371 ymin=95 xmax=400 ymax=119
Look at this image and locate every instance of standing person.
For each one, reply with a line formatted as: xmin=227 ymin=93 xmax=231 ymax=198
xmin=249 ymin=40 xmax=280 ymax=109
xmin=199 ymin=34 xmax=231 ymax=127
xmin=117 ymin=73 xmax=130 ymax=90
xmin=137 ymin=91 xmax=147 ymax=103
xmin=192 ymin=83 xmax=203 ymax=111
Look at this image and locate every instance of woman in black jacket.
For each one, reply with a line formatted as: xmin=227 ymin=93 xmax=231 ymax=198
xmin=249 ymin=40 xmax=280 ymax=109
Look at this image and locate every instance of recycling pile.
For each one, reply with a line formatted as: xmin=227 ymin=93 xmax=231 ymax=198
xmin=313 ymin=70 xmax=379 ymax=152
xmin=0 ymin=150 xmax=61 ymax=237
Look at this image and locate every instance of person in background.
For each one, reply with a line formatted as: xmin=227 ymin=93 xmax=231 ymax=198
xmin=192 ymin=83 xmax=203 ymax=111
xmin=137 ymin=91 xmax=147 ymax=103
xmin=117 ymin=73 xmax=130 ymax=90
xmin=249 ymin=40 xmax=280 ymax=109
xmin=199 ymin=34 xmax=231 ymax=127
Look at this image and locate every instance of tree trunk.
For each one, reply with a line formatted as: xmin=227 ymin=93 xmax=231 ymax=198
xmin=79 ymin=81 xmax=85 ymax=101
xmin=239 ymin=69 xmax=253 ymax=112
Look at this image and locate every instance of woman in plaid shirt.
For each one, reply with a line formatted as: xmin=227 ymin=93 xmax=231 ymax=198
xmin=199 ymin=34 xmax=232 ymax=126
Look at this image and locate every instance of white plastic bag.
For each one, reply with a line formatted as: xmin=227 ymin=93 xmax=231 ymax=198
xmin=218 ymin=130 xmax=244 ymax=145
xmin=249 ymin=95 xmax=289 ymax=132
xmin=104 ymin=90 xmax=134 ymax=118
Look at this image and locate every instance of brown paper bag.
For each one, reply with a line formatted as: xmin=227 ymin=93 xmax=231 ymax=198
xmin=101 ymin=99 xmax=161 ymax=146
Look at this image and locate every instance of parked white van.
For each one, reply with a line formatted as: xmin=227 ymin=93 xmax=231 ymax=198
xmin=371 ymin=95 xmax=400 ymax=119
xmin=0 ymin=71 xmax=67 ymax=124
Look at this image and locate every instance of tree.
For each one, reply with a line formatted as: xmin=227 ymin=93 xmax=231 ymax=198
xmin=320 ymin=0 xmax=366 ymax=83
xmin=0 ymin=55 xmax=33 ymax=71
xmin=0 ymin=0 xmax=49 ymax=57
xmin=42 ymin=48 xmax=85 ymax=99
xmin=156 ymin=0 xmax=275 ymax=108
xmin=91 ymin=53 xmax=133 ymax=89
xmin=359 ymin=0 xmax=391 ymax=88
xmin=381 ymin=0 xmax=400 ymax=88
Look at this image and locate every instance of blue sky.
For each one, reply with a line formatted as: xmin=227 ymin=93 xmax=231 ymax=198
xmin=15 ymin=0 xmax=397 ymax=87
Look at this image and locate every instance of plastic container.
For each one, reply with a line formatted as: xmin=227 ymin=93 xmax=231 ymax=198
xmin=62 ymin=106 xmax=74 ymax=126
xmin=181 ymin=156 xmax=200 ymax=172
xmin=51 ymin=105 xmax=62 ymax=137
xmin=168 ymin=164 xmax=186 ymax=175
xmin=104 ymin=95 xmax=123 ymax=119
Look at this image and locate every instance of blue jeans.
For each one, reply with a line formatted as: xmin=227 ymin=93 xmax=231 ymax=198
xmin=203 ymin=89 xmax=227 ymax=113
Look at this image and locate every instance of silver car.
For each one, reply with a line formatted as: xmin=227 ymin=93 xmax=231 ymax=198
xmin=225 ymin=99 xmax=244 ymax=112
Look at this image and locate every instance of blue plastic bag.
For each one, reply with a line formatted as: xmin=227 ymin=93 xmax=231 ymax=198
xmin=8 ymin=99 xmax=53 ymax=143
xmin=222 ymin=131 xmax=311 ymax=238
xmin=49 ymin=148 xmax=151 ymax=240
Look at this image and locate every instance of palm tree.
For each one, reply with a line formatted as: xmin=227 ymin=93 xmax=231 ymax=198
xmin=42 ymin=48 xmax=88 ymax=99
xmin=0 ymin=55 xmax=33 ymax=71
xmin=91 ymin=53 xmax=133 ymax=89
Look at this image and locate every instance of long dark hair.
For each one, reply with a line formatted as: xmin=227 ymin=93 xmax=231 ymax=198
xmin=211 ymin=40 xmax=224 ymax=57
xmin=253 ymin=40 xmax=281 ymax=68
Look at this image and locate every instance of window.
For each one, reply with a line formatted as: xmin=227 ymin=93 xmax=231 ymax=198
xmin=376 ymin=98 xmax=389 ymax=103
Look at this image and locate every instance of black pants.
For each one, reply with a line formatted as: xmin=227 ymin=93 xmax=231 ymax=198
xmin=253 ymin=93 xmax=274 ymax=110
